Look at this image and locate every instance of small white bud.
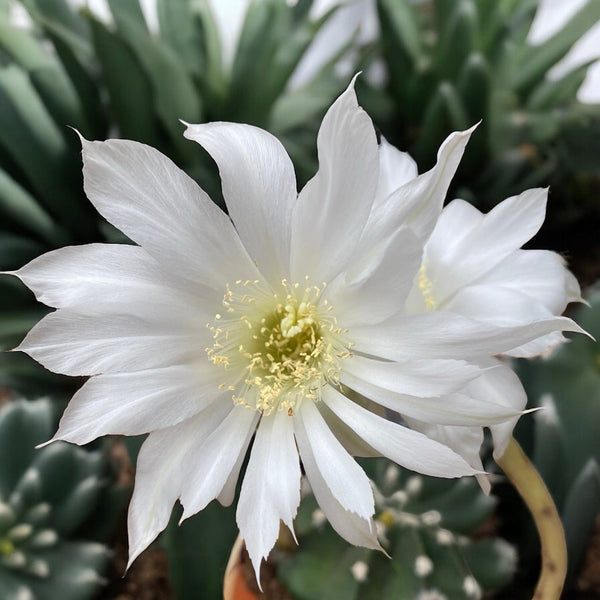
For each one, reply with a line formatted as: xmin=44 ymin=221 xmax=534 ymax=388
xmin=414 ymin=554 xmax=434 ymax=578
xmin=435 ymin=529 xmax=454 ymax=546
xmin=463 ymin=575 xmax=482 ymax=599
xmin=416 ymin=590 xmax=447 ymax=600
xmin=28 ymin=558 xmax=50 ymax=578
xmin=2 ymin=550 xmax=26 ymax=569
xmin=405 ymin=475 xmax=423 ymax=496
xmin=391 ymin=490 xmax=408 ymax=506
xmin=420 ymin=510 xmax=442 ymax=526
xmin=8 ymin=524 xmax=33 ymax=542
xmin=30 ymin=529 xmax=58 ymax=548
xmin=350 ymin=560 xmax=369 ymax=582
xmin=311 ymin=509 xmax=326 ymax=528
xmin=384 ymin=464 xmax=400 ymax=487
xmin=397 ymin=512 xmax=420 ymax=527
xmin=14 ymin=587 xmax=35 ymax=600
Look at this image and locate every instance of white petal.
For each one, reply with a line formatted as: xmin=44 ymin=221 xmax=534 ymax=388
xmin=237 ymin=409 xmax=301 ymax=582
xmin=341 ymin=366 xmax=521 ymax=427
xmin=12 ymin=243 xmax=209 ymax=314
xmin=467 ymin=362 xmax=527 ymax=459
xmin=323 ymin=386 xmax=477 ymax=478
xmin=361 ymin=126 xmax=475 ymax=249
xmin=424 ymin=189 xmax=548 ymax=308
xmin=179 ymin=405 xmax=259 ymax=520
xmin=183 ymin=122 xmax=297 ymax=285
xmin=127 ymin=401 xmax=232 ymax=567
xmin=290 ymin=77 xmax=379 ymax=284
xmin=295 ymin=409 xmax=380 ymax=550
xmin=80 ymin=137 xmax=260 ymax=292
xmin=16 ymin=310 xmax=199 ymax=376
xmin=317 ymin=401 xmax=381 ymax=458
xmin=444 ymin=284 xmax=573 ymax=356
xmin=294 ymin=399 xmax=374 ymax=519
xmin=343 ymin=355 xmax=483 ymax=398
xmin=350 ymin=311 xmax=586 ymax=362
xmin=404 ymin=417 xmax=489 ymax=492
xmin=477 ymin=249 xmax=582 ymax=314
xmin=446 ymin=285 xmax=555 ymax=326
xmin=50 ymin=363 xmax=223 ymax=444
xmin=374 ymin=136 xmax=418 ymax=203
xmin=325 ymin=226 xmax=422 ymax=327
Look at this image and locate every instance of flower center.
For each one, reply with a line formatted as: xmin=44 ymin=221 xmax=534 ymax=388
xmin=207 ymin=278 xmax=352 ymax=415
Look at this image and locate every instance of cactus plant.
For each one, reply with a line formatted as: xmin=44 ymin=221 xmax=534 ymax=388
xmin=277 ymin=460 xmax=517 ymax=600
xmin=0 ymin=398 xmax=111 ymax=600
xmin=365 ymin=0 xmax=600 ymax=257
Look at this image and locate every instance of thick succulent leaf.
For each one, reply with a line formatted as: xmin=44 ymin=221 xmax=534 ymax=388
xmin=89 ymin=17 xmax=161 ymax=146
xmin=0 ymin=400 xmax=53 ymax=498
xmin=0 ymin=66 xmax=89 ymax=231
xmin=162 ymin=502 xmax=239 ymax=600
xmin=562 ymin=459 xmax=600 ymax=583
xmin=26 ymin=541 xmax=109 ymax=600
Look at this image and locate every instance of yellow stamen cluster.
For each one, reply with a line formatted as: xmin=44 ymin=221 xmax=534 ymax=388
xmin=207 ymin=278 xmax=352 ymax=415
xmin=418 ymin=264 xmax=436 ymax=311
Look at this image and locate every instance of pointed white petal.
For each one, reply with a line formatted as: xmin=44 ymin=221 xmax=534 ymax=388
xmin=294 ymin=400 xmax=374 ymax=519
xmin=477 ymin=249 xmax=583 ymax=314
xmin=179 ymin=405 xmax=259 ymax=520
xmin=343 ymin=355 xmax=484 ymax=398
xmin=325 ymin=226 xmax=422 ymax=326
xmin=80 ymin=137 xmax=260 ymax=292
xmin=13 ymin=243 xmax=209 ymax=314
xmin=16 ymin=310 xmax=199 ymax=376
xmin=341 ymin=366 xmax=521 ymax=427
xmin=295 ymin=411 xmax=380 ymax=550
xmin=350 ymin=311 xmax=586 ymax=362
xmin=318 ymin=401 xmax=381 ymax=458
xmin=290 ymin=77 xmax=379 ymax=284
xmin=237 ymin=410 xmax=301 ymax=582
xmin=361 ymin=126 xmax=475 ymax=248
xmin=183 ymin=122 xmax=297 ymax=284
xmin=404 ymin=416 xmax=489 ymax=492
xmin=127 ymin=401 xmax=231 ymax=567
xmin=425 ymin=189 xmax=548 ymax=308
xmin=374 ymin=136 xmax=418 ymax=203
xmin=446 ymin=285 xmax=554 ymax=326
xmin=323 ymin=386 xmax=477 ymax=477
xmin=468 ymin=362 xmax=527 ymax=459
xmin=50 ymin=363 xmax=223 ymax=444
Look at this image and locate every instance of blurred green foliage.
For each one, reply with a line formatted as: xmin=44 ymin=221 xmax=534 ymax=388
xmin=0 ymin=398 xmax=112 ymax=600
xmin=366 ymin=0 xmax=600 ymax=229
xmin=278 ymin=461 xmax=517 ymax=600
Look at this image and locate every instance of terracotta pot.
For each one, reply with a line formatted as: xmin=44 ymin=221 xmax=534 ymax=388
xmin=223 ymin=535 xmax=260 ymax=600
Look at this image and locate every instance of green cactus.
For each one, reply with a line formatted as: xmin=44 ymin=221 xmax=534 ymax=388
xmin=0 ymin=398 xmax=111 ymax=600
xmin=277 ymin=460 xmax=517 ymax=600
xmin=366 ymin=0 xmax=600 ymax=236
xmin=514 ymin=287 xmax=600 ymax=588
xmin=0 ymin=0 xmax=350 ymax=393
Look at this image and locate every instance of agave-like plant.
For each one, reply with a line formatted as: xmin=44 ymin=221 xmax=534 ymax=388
xmin=0 ymin=0 xmax=353 ymax=392
xmin=365 ymin=0 xmax=600 ymax=254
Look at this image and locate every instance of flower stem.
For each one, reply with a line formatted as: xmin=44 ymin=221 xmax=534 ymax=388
xmin=496 ymin=437 xmax=567 ymax=600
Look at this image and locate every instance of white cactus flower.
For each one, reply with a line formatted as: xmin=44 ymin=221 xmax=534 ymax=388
xmin=6 ymin=78 xmax=582 ymax=581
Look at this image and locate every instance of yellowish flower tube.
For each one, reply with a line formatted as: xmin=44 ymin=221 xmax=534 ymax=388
xmin=496 ymin=437 xmax=567 ymax=600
